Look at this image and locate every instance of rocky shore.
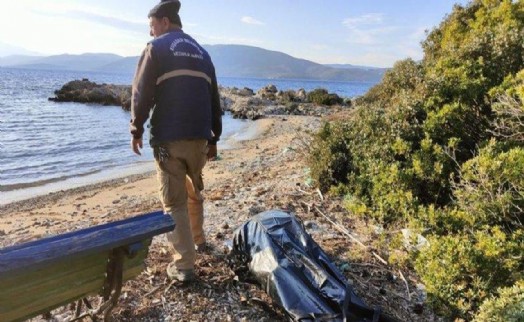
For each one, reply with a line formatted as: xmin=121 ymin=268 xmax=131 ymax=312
xmin=49 ymin=79 xmax=349 ymax=119
xmin=1 ymin=82 xmax=435 ymax=321
xmin=49 ymin=79 xmax=132 ymax=109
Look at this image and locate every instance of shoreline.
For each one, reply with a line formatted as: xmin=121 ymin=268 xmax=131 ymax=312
xmin=0 ymin=115 xmax=299 ymax=248
xmin=2 ymin=114 xmax=316 ymax=320
xmin=0 ymin=117 xmax=261 ymax=208
xmin=0 ymin=170 xmax=156 ymax=215
xmin=0 ymin=162 xmax=156 ymax=206
xmin=1 ymin=114 xmax=423 ymax=321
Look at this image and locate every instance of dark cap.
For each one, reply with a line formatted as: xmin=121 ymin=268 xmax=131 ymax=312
xmin=148 ymin=0 xmax=182 ymax=26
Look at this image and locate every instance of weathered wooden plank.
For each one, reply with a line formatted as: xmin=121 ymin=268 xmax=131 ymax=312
xmin=1 ymin=253 xmax=148 ymax=322
xmin=0 ymin=211 xmax=174 ymax=273
xmin=0 ymin=212 xmax=173 ymax=322
xmin=1 ymin=239 xmax=150 ymax=290
xmin=122 ymin=264 xmax=147 ymax=282
xmin=0 ymin=251 xmax=108 ymax=291
xmin=3 ymin=278 xmax=103 ymax=322
xmin=1 ymin=254 xmax=107 ymax=303
xmin=1 ymin=243 xmax=150 ymax=304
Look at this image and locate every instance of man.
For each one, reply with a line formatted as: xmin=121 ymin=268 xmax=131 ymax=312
xmin=130 ymin=0 xmax=222 ymax=282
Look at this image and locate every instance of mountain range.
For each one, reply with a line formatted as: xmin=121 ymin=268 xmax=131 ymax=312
xmin=0 ymin=44 xmax=387 ymax=82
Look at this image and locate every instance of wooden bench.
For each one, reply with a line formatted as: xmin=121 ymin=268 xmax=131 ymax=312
xmin=0 ymin=211 xmax=175 ymax=322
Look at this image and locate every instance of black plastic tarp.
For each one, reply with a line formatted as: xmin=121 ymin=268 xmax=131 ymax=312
xmin=232 ymin=210 xmax=395 ymax=322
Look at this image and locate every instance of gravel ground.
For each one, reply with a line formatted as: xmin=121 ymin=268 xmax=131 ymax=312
xmin=2 ymin=115 xmax=441 ymax=322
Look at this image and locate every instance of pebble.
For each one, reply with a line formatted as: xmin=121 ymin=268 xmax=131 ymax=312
xmin=304 ymin=220 xmax=318 ymax=230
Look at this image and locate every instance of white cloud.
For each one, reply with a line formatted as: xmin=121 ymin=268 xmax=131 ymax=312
xmin=193 ymin=33 xmax=263 ymax=46
xmin=0 ymin=0 xmax=149 ymax=57
xmin=241 ymin=16 xmax=264 ymax=25
xmin=341 ymin=13 xmax=430 ymax=65
xmin=346 ymin=26 xmax=399 ymax=45
xmin=59 ymin=10 xmax=145 ymax=33
xmin=342 ymin=13 xmax=395 ymax=45
xmin=29 ymin=1 xmax=145 ymax=25
xmin=343 ymin=13 xmax=384 ymax=29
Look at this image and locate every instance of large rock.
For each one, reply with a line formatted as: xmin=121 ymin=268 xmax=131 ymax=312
xmin=257 ymin=84 xmax=278 ymax=99
xmin=229 ymin=87 xmax=255 ymax=97
xmin=50 ymin=80 xmax=347 ymax=118
xmin=228 ymin=96 xmax=268 ymax=120
xmin=49 ymin=79 xmax=131 ymax=110
xmin=220 ymin=84 xmax=347 ymax=119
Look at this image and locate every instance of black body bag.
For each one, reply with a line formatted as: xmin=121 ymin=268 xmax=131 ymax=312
xmin=232 ymin=210 xmax=396 ymax=322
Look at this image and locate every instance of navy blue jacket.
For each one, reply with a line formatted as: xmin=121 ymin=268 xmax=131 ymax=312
xmin=130 ymin=29 xmax=222 ymax=145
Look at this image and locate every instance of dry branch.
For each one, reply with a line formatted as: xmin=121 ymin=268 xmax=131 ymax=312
xmin=311 ymin=205 xmax=388 ymax=265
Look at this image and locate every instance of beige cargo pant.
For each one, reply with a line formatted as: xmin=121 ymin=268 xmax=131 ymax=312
xmin=155 ymin=139 xmax=208 ymax=270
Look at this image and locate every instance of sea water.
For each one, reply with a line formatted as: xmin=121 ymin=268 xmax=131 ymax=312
xmin=0 ymin=68 xmax=374 ymax=204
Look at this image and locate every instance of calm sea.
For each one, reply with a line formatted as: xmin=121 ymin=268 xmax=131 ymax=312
xmin=0 ymin=68 xmax=375 ymax=204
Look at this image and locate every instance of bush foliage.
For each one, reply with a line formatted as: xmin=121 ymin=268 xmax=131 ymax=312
xmin=307 ymin=88 xmax=344 ymax=106
xmin=474 ymin=280 xmax=524 ymax=322
xmin=307 ymin=0 xmax=524 ymax=319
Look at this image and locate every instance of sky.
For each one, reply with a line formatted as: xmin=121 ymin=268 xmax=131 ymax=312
xmin=0 ymin=0 xmax=470 ymax=68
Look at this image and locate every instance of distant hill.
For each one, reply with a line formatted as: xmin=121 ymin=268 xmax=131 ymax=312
xmin=95 ymin=56 xmax=139 ymax=74
xmin=0 ymin=41 xmax=41 ymax=57
xmin=324 ymin=63 xmax=383 ymax=70
xmin=0 ymin=45 xmax=387 ymax=82
xmin=0 ymin=55 xmax=42 ymax=66
xmin=204 ymin=45 xmax=386 ymax=82
xmin=8 ymin=53 xmax=123 ymax=72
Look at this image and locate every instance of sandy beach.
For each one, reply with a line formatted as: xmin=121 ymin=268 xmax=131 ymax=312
xmin=1 ymin=114 xmax=428 ymax=321
xmin=0 ymin=115 xmax=309 ymax=249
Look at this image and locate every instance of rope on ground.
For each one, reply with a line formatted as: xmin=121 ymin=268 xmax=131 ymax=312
xmin=399 ymin=270 xmax=411 ymax=301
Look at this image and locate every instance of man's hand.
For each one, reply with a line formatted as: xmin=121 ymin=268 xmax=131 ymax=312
xmin=131 ymin=137 xmax=143 ymax=155
xmin=207 ymin=144 xmax=217 ymax=160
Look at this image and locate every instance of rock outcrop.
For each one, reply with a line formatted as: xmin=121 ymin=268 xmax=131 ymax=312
xmin=49 ymin=79 xmax=131 ymax=110
xmin=220 ymin=85 xmax=346 ymax=119
xmin=50 ymin=80 xmax=348 ymax=119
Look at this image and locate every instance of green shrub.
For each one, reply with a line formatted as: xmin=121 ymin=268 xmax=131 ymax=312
xmin=278 ymin=90 xmax=297 ymax=103
xmin=366 ymin=161 xmax=418 ymax=223
xmin=489 ymin=69 xmax=524 ymax=145
xmin=474 ymin=280 xmax=524 ymax=322
xmin=489 ymin=69 xmax=524 ymax=102
xmin=308 ymin=103 xmax=424 ymax=223
xmin=307 ymin=3 xmax=524 ymax=318
xmin=284 ymin=102 xmax=299 ymax=114
xmin=453 ymin=142 xmax=524 ymax=229
xmin=357 ymin=58 xmax=425 ymax=109
xmin=308 ymin=121 xmax=354 ymax=192
xmin=308 ymin=0 xmax=524 ymax=220
xmin=415 ymin=228 xmax=523 ymax=319
xmin=423 ymin=101 xmax=490 ymax=162
xmin=307 ymin=88 xmax=343 ymax=106
xmin=342 ymin=194 xmax=369 ymax=217
xmin=416 ymin=206 xmax=474 ymax=236
xmin=423 ymin=0 xmax=524 ymax=101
